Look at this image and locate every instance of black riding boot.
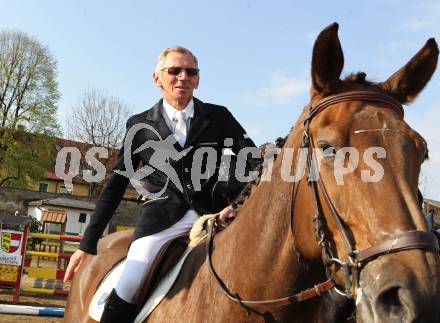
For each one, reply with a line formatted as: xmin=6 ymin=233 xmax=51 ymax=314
xmin=100 ymin=289 xmax=137 ymax=323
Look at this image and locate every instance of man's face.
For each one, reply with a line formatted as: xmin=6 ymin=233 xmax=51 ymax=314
xmin=153 ymin=51 xmax=199 ymax=108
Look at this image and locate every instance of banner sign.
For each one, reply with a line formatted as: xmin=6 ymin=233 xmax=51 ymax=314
xmin=0 ymin=230 xmax=24 ymax=265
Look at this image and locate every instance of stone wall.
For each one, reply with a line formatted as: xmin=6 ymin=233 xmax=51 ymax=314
xmin=0 ymin=187 xmax=139 ymax=233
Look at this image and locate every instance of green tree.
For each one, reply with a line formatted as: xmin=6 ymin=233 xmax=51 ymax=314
xmin=0 ymin=30 xmax=60 ymax=187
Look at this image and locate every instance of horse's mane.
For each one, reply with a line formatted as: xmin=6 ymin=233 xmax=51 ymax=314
xmin=232 ymin=135 xmax=288 ymax=210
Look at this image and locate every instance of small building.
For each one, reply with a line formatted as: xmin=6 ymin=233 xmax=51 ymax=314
xmin=27 ymin=197 xmax=108 ymax=236
xmin=29 ymin=137 xmax=139 ymax=200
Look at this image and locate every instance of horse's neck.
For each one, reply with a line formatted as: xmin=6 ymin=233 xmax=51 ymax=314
xmin=204 ymin=130 xmax=353 ymax=321
xmin=212 ymin=144 xmax=306 ymax=300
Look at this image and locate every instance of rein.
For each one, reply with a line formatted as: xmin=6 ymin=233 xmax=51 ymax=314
xmin=206 ymin=219 xmax=334 ymax=311
xmin=206 ymin=90 xmax=439 ymax=311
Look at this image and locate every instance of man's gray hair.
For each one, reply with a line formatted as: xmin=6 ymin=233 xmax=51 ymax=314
xmin=155 ymin=46 xmax=198 ymax=73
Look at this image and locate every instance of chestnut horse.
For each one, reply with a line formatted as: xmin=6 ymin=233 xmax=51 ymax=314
xmin=65 ymin=23 xmax=440 ymax=323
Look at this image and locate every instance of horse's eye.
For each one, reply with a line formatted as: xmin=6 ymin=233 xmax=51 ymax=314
xmin=321 ymin=147 xmax=336 ymax=158
xmin=317 ymin=142 xmax=336 ymax=158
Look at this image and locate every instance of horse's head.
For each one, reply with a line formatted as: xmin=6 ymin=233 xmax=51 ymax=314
xmin=291 ymin=23 xmax=440 ymax=322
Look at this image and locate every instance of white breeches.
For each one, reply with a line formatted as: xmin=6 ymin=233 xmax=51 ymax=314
xmin=115 ymin=209 xmax=199 ymax=303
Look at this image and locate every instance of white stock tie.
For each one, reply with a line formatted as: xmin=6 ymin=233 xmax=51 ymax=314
xmin=173 ymin=111 xmax=187 ymax=147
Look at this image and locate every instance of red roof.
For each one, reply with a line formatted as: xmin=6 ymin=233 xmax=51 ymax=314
xmin=45 ymin=170 xmax=62 ymax=181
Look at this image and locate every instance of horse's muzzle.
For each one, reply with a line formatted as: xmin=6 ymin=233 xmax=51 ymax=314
xmin=355 ymin=250 xmax=440 ymax=323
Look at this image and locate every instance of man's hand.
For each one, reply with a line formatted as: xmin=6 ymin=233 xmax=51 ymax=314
xmin=217 ymin=205 xmax=236 ymax=227
xmin=64 ymin=249 xmax=90 ymax=282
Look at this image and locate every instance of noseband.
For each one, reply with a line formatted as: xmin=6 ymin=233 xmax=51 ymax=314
xmin=302 ymin=90 xmax=438 ymax=298
xmin=206 ymin=90 xmax=439 ymax=312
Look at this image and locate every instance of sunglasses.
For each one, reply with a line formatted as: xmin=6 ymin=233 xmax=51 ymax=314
xmin=161 ymin=66 xmax=200 ymax=77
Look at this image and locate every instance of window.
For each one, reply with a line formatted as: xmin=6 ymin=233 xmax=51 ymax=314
xmin=79 ymin=213 xmax=87 ymax=223
xmin=58 ymin=184 xmax=73 ymax=194
xmin=38 ymin=183 xmax=49 ymax=192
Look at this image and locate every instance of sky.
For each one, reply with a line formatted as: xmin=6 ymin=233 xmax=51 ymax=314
xmin=2 ymin=0 xmax=440 ymax=199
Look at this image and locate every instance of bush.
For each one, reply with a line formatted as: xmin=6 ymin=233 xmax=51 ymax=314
xmin=27 ymin=217 xmax=43 ymax=251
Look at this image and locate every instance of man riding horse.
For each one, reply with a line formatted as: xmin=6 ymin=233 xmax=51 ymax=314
xmin=64 ymin=46 xmax=261 ymax=323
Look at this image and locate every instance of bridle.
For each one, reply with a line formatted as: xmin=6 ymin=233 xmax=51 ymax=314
xmin=302 ymin=90 xmax=438 ymax=298
xmin=206 ymin=90 xmax=439 ymax=312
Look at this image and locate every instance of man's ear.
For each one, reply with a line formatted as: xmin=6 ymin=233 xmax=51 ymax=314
xmin=153 ymin=72 xmax=162 ymax=87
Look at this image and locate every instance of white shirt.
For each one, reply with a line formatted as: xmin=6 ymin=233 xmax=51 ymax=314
xmin=160 ymin=99 xmax=199 ymax=218
xmin=161 ymin=99 xmax=194 ymax=142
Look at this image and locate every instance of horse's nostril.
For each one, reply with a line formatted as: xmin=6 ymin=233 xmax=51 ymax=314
xmin=376 ymin=286 xmax=416 ymax=322
xmin=378 ymin=287 xmax=402 ymax=314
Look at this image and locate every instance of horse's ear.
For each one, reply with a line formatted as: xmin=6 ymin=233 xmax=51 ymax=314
xmin=311 ymin=22 xmax=344 ymax=95
xmin=379 ymin=38 xmax=439 ymax=104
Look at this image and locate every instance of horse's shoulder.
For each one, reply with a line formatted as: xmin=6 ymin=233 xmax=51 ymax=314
xmin=96 ymin=230 xmax=133 ymax=253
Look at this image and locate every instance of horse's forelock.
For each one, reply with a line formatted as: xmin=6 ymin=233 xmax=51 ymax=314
xmin=344 ymin=72 xmax=368 ymax=83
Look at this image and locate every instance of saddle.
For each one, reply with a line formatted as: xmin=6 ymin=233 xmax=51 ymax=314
xmin=88 ymin=234 xmax=189 ymax=321
xmin=136 ymin=213 xmax=216 ymax=307
xmin=89 ymin=214 xmax=215 ymax=321
xmin=135 ymin=235 xmax=188 ymax=311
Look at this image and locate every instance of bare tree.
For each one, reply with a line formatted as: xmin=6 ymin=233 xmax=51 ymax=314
xmin=0 ymin=30 xmax=60 ymax=187
xmin=66 ymin=88 xmax=132 ymax=196
xmin=67 ymin=88 xmax=131 ymax=149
